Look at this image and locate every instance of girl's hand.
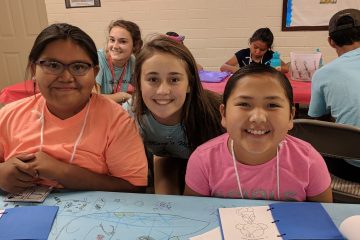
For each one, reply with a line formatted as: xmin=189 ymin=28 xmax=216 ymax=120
xmin=27 ymin=151 xmax=67 ymax=180
xmin=275 ymin=66 xmax=282 ymax=71
xmin=0 ymin=155 xmax=37 ymax=193
xmin=114 ymin=92 xmax=132 ymax=103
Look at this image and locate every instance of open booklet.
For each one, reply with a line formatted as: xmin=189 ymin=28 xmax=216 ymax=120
xmin=218 ymin=202 xmax=344 ymax=240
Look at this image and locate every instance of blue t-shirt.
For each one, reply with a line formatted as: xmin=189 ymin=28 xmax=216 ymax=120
xmin=308 ymin=47 xmax=360 ymax=167
xmin=309 ymin=48 xmax=360 ymax=126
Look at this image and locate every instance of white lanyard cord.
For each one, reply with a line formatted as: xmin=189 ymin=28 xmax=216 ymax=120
xmin=38 ymin=99 xmax=91 ymax=163
xmin=39 ymin=103 xmax=45 ymax=151
xmin=231 ymin=139 xmax=244 ymax=199
xmin=231 ymin=139 xmax=282 ymax=200
xmin=276 ymin=144 xmax=280 ymax=200
xmin=249 ymin=52 xmax=263 ymax=64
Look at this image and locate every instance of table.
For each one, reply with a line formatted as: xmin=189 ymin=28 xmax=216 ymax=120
xmin=201 ymin=73 xmax=311 ymax=105
xmin=0 ymin=80 xmax=136 ymax=105
xmin=1 ymin=191 xmax=358 ymax=239
xmin=0 ymin=80 xmax=38 ymax=104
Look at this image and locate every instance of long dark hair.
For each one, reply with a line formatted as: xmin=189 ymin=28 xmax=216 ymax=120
xmin=132 ymin=35 xmax=224 ymax=150
xmin=249 ymin=27 xmax=274 ymax=49
xmin=223 ymin=63 xmax=294 ymax=116
xmin=27 ymin=23 xmax=98 ymax=76
xmin=25 ymin=23 xmax=99 ymax=94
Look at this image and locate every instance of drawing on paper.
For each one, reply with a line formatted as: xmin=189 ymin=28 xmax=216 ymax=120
xmin=235 ymin=207 xmax=269 ymax=239
xmin=1 ymin=192 xmax=214 ymax=240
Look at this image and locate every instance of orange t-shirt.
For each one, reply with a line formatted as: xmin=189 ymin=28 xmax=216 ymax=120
xmin=0 ymin=94 xmax=147 ymax=186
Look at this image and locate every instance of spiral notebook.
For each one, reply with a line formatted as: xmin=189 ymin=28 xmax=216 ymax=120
xmin=218 ymin=202 xmax=344 ymax=240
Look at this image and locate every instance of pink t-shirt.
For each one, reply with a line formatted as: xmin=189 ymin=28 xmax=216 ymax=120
xmin=0 ymin=94 xmax=148 ymax=186
xmin=185 ymin=133 xmax=331 ymax=201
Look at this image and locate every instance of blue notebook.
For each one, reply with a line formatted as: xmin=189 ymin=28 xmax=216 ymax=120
xmin=0 ymin=205 xmax=58 ymax=240
xmin=219 ymin=202 xmax=344 ymax=240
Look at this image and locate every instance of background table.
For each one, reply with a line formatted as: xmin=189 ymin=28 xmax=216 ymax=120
xmin=1 ymin=74 xmax=311 ymax=106
xmin=201 ymin=73 xmax=311 ymax=105
xmin=0 ymin=80 xmax=136 ymax=105
xmin=1 ymin=191 xmax=358 ymax=239
xmin=0 ymin=80 xmax=38 ymax=104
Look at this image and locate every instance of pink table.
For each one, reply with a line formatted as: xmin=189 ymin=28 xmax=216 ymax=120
xmin=1 ymin=74 xmax=311 ymax=106
xmin=0 ymin=80 xmax=39 ymax=104
xmin=0 ymin=80 xmax=137 ymax=105
xmin=201 ymin=73 xmax=311 ymax=105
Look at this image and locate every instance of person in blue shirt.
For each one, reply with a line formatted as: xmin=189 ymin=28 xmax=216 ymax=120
xmin=308 ymin=9 xmax=360 ymax=182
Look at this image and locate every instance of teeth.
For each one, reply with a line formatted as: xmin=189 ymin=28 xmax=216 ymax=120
xmin=154 ymin=99 xmax=172 ymax=105
xmin=246 ymin=129 xmax=268 ymax=135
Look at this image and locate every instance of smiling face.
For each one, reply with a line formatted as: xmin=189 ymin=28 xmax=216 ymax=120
xmin=220 ymin=74 xmax=294 ymax=165
xmin=32 ymin=39 xmax=98 ymax=119
xmin=107 ymin=26 xmax=134 ymax=67
xmin=140 ymin=52 xmax=190 ymax=125
xmin=249 ymin=40 xmax=269 ymax=61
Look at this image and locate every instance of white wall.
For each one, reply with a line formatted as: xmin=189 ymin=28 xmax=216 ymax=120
xmin=44 ymin=0 xmax=336 ymax=70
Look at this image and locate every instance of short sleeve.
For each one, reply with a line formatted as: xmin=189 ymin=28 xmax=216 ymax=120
xmin=308 ymin=71 xmax=329 ymax=117
xmin=234 ymin=49 xmax=249 ymax=67
xmin=306 ymin=147 xmax=331 ymax=197
xmin=185 ymin=150 xmax=211 ymax=196
xmin=106 ymin=112 xmax=148 ymax=186
xmin=263 ymin=50 xmax=274 ymax=65
xmin=0 ymin=107 xmax=7 ymax=162
xmin=96 ymin=50 xmax=106 ymax=87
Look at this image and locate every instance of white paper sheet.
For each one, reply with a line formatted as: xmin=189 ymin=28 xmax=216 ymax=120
xmin=340 ymin=215 xmax=360 ymax=240
xmin=218 ymin=206 xmax=281 ymax=240
xmin=189 ymin=227 xmax=221 ymax=240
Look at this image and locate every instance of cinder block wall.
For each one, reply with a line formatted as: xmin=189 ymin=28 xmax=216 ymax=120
xmin=44 ymin=0 xmax=336 ymax=70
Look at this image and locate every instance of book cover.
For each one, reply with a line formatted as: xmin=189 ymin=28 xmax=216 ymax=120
xmin=0 ymin=205 xmax=58 ymax=239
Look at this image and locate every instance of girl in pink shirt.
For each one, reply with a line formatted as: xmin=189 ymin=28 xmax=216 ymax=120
xmin=184 ymin=63 xmax=332 ymax=202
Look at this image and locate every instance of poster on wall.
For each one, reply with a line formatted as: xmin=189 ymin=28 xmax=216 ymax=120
xmin=65 ymin=0 xmax=101 ymax=8
xmin=282 ymin=0 xmax=360 ymax=31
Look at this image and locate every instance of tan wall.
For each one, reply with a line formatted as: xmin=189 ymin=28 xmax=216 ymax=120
xmin=44 ymin=0 xmax=336 ymax=71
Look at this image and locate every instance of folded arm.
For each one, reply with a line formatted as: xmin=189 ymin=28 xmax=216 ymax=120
xmin=28 ymin=151 xmax=146 ymax=193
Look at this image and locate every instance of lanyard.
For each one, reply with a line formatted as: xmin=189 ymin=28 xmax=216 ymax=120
xmin=248 ymin=52 xmax=263 ymax=64
xmin=107 ymin=55 xmax=128 ymax=94
xmin=230 ymin=139 xmax=281 ymax=200
xmin=38 ymin=99 xmax=90 ymax=164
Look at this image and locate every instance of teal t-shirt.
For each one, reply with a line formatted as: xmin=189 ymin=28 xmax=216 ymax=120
xmin=123 ymin=102 xmax=191 ymax=159
xmin=95 ymin=49 xmax=135 ymax=94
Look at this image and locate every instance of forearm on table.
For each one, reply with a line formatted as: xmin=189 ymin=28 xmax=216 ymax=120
xmin=280 ymin=61 xmax=289 ymax=73
xmin=53 ymin=162 xmax=145 ymax=192
xmin=220 ymin=64 xmax=239 ymax=73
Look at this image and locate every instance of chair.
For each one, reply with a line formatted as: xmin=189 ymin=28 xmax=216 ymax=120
xmin=288 ymin=119 xmax=360 ymax=203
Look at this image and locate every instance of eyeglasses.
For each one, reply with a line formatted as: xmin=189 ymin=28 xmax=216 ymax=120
xmin=34 ymin=60 xmax=93 ymax=76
